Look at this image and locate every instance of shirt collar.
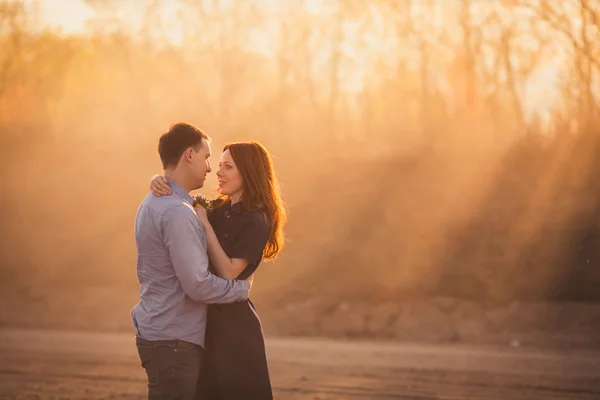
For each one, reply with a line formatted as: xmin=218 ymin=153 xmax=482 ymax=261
xmin=168 ymin=179 xmax=194 ymax=205
xmin=230 ymin=201 xmax=243 ymax=214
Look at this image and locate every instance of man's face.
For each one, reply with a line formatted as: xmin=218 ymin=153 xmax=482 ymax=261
xmin=189 ymin=138 xmax=212 ymax=188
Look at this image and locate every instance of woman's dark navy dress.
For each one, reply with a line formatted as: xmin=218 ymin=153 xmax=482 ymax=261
xmin=198 ymin=201 xmax=273 ymax=400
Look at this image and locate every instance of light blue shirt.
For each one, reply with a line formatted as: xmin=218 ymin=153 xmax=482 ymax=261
xmin=131 ymin=179 xmax=249 ymax=347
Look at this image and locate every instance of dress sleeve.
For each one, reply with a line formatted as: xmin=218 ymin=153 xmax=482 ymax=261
xmin=228 ymin=212 xmax=271 ymax=268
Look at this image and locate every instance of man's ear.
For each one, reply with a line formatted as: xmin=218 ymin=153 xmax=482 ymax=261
xmin=182 ymin=147 xmax=194 ymax=163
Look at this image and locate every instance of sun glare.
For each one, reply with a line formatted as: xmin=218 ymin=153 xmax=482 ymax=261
xmin=29 ymin=0 xmax=574 ymax=122
xmin=28 ymin=0 xmax=94 ymax=34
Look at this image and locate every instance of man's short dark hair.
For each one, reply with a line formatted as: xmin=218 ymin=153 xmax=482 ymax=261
xmin=158 ymin=122 xmax=210 ymax=169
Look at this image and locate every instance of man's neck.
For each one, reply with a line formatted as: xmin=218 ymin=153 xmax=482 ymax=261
xmin=164 ymin=170 xmax=193 ymax=193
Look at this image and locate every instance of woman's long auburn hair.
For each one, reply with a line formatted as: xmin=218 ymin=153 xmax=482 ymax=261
xmin=215 ymin=141 xmax=286 ymax=261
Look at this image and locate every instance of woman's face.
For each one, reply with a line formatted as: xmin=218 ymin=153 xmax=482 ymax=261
xmin=217 ymin=150 xmax=243 ymax=199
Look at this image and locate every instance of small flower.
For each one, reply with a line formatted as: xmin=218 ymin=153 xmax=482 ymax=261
xmin=192 ymin=194 xmax=212 ymax=209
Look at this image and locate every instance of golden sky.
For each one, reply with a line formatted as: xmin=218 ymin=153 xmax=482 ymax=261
xmin=29 ymin=0 xmax=563 ymax=121
xmin=31 ymin=0 xmax=95 ymax=33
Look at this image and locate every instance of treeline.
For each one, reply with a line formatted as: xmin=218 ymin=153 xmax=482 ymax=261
xmin=1 ymin=0 xmax=599 ymax=304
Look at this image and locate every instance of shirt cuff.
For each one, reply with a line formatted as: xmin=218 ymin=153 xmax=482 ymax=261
xmin=239 ymin=279 xmax=250 ymax=301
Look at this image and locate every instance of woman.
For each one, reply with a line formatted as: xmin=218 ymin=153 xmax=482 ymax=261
xmin=149 ymin=141 xmax=286 ymax=400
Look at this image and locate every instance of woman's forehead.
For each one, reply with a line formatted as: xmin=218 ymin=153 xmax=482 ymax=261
xmin=221 ymin=149 xmax=233 ymax=162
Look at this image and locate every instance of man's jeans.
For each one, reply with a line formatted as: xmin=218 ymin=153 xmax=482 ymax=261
xmin=136 ymin=336 xmax=204 ymax=400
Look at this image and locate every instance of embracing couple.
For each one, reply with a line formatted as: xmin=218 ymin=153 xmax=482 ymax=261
xmin=131 ymin=122 xmax=286 ymax=400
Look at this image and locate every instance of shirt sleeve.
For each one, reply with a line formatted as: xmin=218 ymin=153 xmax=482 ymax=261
xmin=228 ymin=212 xmax=271 ymax=267
xmin=163 ymin=204 xmax=249 ymax=303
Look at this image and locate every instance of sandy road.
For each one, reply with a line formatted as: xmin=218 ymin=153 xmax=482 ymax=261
xmin=0 ymin=328 xmax=599 ymax=399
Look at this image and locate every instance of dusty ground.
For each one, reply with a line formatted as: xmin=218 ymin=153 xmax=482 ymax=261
xmin=0 ymin=328 xmax=599 ymax=400
xmin=3 ymin=281 xmax=599 ymax=351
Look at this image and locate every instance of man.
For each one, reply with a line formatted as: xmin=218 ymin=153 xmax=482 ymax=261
xmin=131 ymin=122 xmax=250 ymax=399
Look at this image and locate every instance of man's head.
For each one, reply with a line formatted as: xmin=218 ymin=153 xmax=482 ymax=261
xmin=158 ymin=122 xmax=212 ymax=190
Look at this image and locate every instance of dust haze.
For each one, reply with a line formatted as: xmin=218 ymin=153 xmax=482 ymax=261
xmin=1 ymin=0 xmax=599 ymax=348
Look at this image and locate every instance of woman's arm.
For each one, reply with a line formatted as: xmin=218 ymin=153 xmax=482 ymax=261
xmin=195 ymin=206 xmax=249 ymax=280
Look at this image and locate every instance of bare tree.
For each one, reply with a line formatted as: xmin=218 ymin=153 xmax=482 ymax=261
xmin=520 ymin=0 xmax=600 ymax=128
xmin=0 ymin=0 xmax=26 ymax=100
